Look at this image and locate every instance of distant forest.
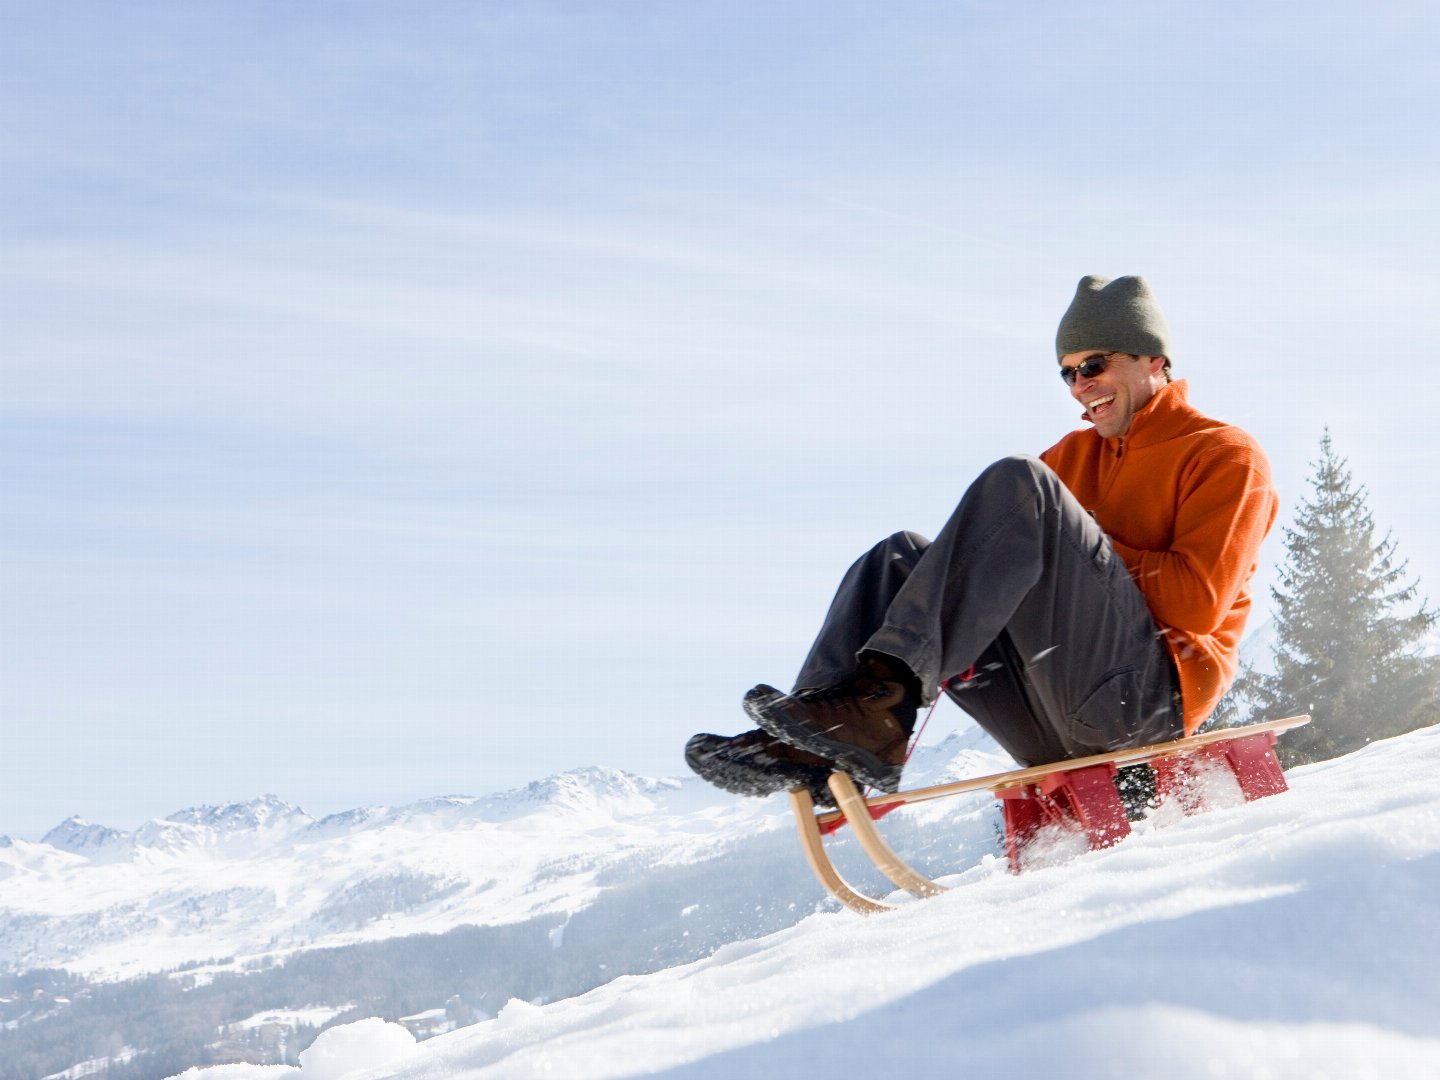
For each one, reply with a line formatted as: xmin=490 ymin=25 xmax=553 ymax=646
xmin=2 ymin=921 xmax=556 ymax=1080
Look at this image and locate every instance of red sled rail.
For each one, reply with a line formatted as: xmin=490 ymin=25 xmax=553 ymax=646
xmin=789 ymin=713 xmax=1311 ymax=915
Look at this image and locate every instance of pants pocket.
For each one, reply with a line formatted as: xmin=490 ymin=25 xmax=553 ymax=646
xmin=1067 ymin=668 xmax=1144 ymax=753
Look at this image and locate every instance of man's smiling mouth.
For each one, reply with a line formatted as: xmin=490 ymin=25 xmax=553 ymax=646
xmin=1086 ymin=394 xmax=1116 ymax=417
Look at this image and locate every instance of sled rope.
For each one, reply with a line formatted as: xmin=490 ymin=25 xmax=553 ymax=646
xmin=902 ymin=671 xmax=965 ymax=767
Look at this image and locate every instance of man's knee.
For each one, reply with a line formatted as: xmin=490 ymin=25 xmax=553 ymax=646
xmin=979 ymin=453 xmax=1050 ymax=485
xmin=865 ymin=530 xmax=929 ymax=567
xmin=969 ymin=455 xmax=1058 ymax=503
xmin=890 ymin=530 xmax=928 ymax=554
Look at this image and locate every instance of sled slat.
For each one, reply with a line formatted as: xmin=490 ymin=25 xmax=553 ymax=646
xmin=828 ymin=773 xmax=946 ymax=899
xmin=788 ymin=789 xmax=894 ymax=915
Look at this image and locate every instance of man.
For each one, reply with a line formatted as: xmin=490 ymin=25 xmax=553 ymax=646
xmin=687 ymin=275 xmax=1278 ymax=810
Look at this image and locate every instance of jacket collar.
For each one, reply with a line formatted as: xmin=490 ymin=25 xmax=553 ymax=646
xmin=1102 ymin=378 xmax=1195 ymax=450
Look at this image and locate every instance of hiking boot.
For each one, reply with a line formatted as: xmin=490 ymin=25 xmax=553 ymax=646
xmin=743 ymin=655 xmax=918 ymax=793
xmin=684 ymin=729 xmax=841 ymax=808
xmin=1114 ymin=762 xmax=1157 ymax=821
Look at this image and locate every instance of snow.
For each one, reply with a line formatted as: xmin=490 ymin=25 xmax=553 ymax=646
xmin=159 ymin=724 xmax=1440 ymax=1080
xmin=166 ymin=1021 xmax=416 ymax=1080
xmin=43 ymin=1045 xmax=137 ymax=1079
xmin=296 ymin=1020 xmax=415 ymax=1080
xmin=0 ymin=772 xmax=778 ymax=981
xmin=230 ymin=1006 xmax=356 ymax=1033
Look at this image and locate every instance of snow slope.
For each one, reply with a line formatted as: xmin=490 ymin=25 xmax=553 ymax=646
xmin=169 ymin=724 xmax=1440 ymax=1080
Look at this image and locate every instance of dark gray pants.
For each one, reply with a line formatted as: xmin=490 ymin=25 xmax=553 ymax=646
xmin=793 ymin=455 xmax=1182 ymax=766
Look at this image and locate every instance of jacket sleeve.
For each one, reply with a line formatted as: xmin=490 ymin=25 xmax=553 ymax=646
xmin=1109 ymin=447 xmax=1277 ymax=636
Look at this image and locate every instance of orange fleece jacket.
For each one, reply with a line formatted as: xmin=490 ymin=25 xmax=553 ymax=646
xmin=1039 ymin=380 xmax=1277 ymax=735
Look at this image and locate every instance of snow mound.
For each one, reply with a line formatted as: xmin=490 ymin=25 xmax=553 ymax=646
xmin=164 ymin=1020 xmax=416 ymax=1080
xmin=297 ymin=1019 xmax=416 ymax=1079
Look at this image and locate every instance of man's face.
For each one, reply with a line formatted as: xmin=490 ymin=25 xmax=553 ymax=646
xmin=1060 ymin=351 xmax=1166 ymax=439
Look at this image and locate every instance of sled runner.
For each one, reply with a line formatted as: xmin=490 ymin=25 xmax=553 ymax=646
xmin=789 ymin=713 xmax=1311 ymax=915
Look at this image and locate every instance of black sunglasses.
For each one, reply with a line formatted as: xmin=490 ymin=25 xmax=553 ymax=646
xmin=1059 ymin=352 xmax=1121 ymax=386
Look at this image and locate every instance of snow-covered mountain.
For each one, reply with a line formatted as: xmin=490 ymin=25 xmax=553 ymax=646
xmin=0 ymin=728 xmax=1009 ymax=985
xmin=1 ymin=781 xmax=729 ymax=981
xmin=168 ymin=722 xmax=1440 ymax=1080
xmin=13 ymin=719 xmax=1440 ymax=1079
xmin=1 ymin=723 xmax=1014 ymax=1078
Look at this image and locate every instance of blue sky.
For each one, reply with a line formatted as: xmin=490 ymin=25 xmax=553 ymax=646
xmin=3 ymin=1 xmax=1439 ymax=838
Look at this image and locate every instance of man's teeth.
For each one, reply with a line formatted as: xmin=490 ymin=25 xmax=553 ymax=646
xmin=1087 ymin=395 xmax=1115 ymax=412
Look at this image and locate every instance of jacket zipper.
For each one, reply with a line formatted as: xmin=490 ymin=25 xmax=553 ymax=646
xmin=1100 ymin=436 xmax=1126 ymax=501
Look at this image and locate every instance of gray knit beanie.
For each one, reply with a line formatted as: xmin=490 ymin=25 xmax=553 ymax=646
xmin=1055 ymin=275 xmax=1172 ymax=360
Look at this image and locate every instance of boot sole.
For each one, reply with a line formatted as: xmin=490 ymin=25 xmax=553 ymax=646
xmin=742 ymin=687 xmax=904 ymax=794
xmin=684 ymin=733 xmax=836 ymax=808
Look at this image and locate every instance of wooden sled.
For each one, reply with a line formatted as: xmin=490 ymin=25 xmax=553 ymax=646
xmin=789 ymin=713 xmax=1310 ymax=915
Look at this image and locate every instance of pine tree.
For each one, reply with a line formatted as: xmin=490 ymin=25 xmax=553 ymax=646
xmin=1227 ymin=430 xmax=1439 ymax=765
